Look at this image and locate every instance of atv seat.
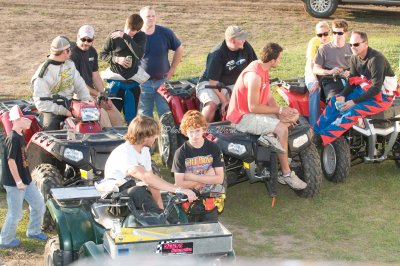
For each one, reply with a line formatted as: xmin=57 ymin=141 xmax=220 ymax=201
xmin=91 ymin=203 xmax=127 ymax=230
xmin=366 ymin=98 xmax=400 ymax=121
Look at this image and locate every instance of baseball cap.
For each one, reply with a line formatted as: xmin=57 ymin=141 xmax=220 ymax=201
xmin=9 ymin=105 xmax=26 ymax=121
xmin=78 ymin=25 xmax=95 ymax=39
xmin=50 ymin=36 xmax=71 ymax=54
xmin=225 ymin=25 xmax=248 ymax=41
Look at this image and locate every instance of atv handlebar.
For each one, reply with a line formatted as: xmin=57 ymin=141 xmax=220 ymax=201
xmin=39 ymin=95 xmax=70 ymax=108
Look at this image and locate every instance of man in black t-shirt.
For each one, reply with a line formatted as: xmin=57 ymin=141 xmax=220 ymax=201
xmin=0 ymin=106 xmax=47 ymax=249
xmin=172 ymin=110 xmax=225 ymax=222
xmin=197 ymin=25 xmax=257 ymax=122
xmin=70 ymin=25 xmax=123 ymax=127
xmin=99 ymin=14 xmax=147 ymax=124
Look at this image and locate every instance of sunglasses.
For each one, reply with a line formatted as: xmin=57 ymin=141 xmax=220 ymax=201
xmin=65 ymin=48 xmax=71 ymax=53
xmin=332 ymin=31 xmax=345 ymax=36
xmin=80 ymin=38 xmax=93 ymax=43
xmin=316 ymin=32 xmax=329 ymax=38
xmin=349 ymin=42 xmax=364 ymax=47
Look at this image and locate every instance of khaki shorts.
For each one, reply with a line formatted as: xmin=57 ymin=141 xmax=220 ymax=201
xmin=196 ymin=81 xmax=232 ymax=105
xmin=233 ymin=113 xmax=280 ymax=135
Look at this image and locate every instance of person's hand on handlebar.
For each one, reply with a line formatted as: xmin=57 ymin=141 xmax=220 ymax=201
xmin=328 ymin=67 xmax=344 ymax=75
xmin=178 ymin=188 xmax=197 ymax=202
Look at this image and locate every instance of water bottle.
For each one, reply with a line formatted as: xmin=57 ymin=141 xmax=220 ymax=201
xmin=126 ymin=55 xmax=132 ymax=68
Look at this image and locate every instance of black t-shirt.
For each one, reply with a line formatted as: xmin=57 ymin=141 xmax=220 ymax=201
xmin=99 ymin=30 xmax=147 ymax=80
xmin=172 ymin=138 xmax=224 ymax=175
xmin=199 ymin=40 xmax=257 ymax=85
xmin=70 ymin=44 xmax=99 ymax=88
xmin=3 ymin=130 xmax=32 ymax=186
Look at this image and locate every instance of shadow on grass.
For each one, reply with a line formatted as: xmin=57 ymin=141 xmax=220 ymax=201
xmin=339 ymin=6 xmax=400 ymax=26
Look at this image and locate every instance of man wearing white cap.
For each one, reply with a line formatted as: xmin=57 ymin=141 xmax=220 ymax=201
xmin=70 ymin=25 xmax=124 ymax=127
xmin=196 ymin=25 xmax=257 ymax=122
xmin=0 ymin=106 xmax=47 ymax=249
xmin=31 ymin=36 xmax=91 ymax=130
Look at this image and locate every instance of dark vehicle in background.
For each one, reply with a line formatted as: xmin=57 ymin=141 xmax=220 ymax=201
xmin=302 ymin=0 xmax=400 ymax=18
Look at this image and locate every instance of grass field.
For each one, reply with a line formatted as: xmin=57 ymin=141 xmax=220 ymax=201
xmin=1 ymin=0 xmax=400 ymax=264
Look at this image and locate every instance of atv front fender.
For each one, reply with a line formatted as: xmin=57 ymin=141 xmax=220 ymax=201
xmin=47 ymin=198 xmax=105 ymax=252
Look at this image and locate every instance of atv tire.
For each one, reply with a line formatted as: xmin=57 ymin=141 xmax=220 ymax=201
xmin=158 ymin=112 xmax=178 ymax=169
xmin=44 ymin=236 xmax=73 ymax=266
xmin=321 ymin=137 xmax=351 ymax=182
xmin=32 ymin=164 xmax=63 ymax=231
xmin=293 ymin=143 xmax=322 ymax=198
xmin=303 ymin=0 xmax=338 ymax=18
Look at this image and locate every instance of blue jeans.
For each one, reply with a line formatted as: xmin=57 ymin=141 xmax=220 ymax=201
xmin=138 ymin=79 xmax=170 ymax=118
xmin=0 ymin=183 xmax=45 ymax=244
xmin=306 ymin=81 xmax=321 ymax=127
xmin=106 ymin=80 xmax=140 ymax=124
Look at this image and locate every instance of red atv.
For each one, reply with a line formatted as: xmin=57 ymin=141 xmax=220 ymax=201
xmin=276 ymin=77 xmax=400 ymax=183
xmin=0 ymin=96 xmax=127 ymax=229
xmin=157 ymin=78 xmax=322 ymax=198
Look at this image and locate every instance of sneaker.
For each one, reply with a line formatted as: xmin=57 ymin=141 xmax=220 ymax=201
xmin=0 ymin=238 xmax=20 ymax=249
xmin=278 ymin=171 xmax=307 ymax=190
xmin=26 ymin=232 xmax=48 ymax=241
xmin=258 ymin=135 xmax=286 ymax=153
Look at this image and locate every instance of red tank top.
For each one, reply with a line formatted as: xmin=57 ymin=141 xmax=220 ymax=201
xmin=226 ymin=61 xmax=270 ymax=124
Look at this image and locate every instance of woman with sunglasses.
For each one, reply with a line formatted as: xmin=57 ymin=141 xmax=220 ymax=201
xmin=304 ymin=21 xmax=331 ymax=126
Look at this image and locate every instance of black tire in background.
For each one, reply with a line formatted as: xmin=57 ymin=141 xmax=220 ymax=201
xmin=32 ymin=164 xmax=63 ymax=231
xmin=158 ymin=112 xmax=178 ymax=169
xmin=321 ymin=137 xmax=351 ymax=182
xmin=0 ymin=131 xmax=6 ymax=192
xmin=44 ymin=236 xmax=73 ymax=266
xmin=293 ymin=143 xmax=323 ymax=198
xmin=303 ymin=0 xmax=338 ymax=18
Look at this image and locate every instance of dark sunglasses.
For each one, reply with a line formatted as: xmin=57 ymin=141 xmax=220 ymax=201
xmin=316 ymin=32 xmax=329 ymax=38
xmin=80 ymin=38 xmax=93 ymax=43
xmin=332 ymin=31 xmax=345 ymax=36
xmin=349 ymin=42 xmax=364 ymax=47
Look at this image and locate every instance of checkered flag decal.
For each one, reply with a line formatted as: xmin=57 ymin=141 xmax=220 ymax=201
xmin=156 ymin=240 xmax=177 ymax=253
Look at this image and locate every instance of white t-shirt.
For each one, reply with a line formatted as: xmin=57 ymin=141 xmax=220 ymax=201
xmin=104 ymin=141 xmax=152 ymax=181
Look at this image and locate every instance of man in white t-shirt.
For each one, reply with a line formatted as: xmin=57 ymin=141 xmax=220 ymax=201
xmin=104 ymin=115 xmax=196 ymax=212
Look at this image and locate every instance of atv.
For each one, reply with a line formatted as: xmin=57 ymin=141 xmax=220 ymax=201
xmin=44 ymin=182 xmax=233 ymax=265
xmin=0 ymin=97 xmax=127 ymax=230
xmin=157 ymin=78 xmax=322 ymax=199
xmin=277 ymin=77 xmax=400 ymax=183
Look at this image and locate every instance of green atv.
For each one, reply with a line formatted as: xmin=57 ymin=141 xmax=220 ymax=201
xmin=44 ymin=185 xmax=233 ymax=265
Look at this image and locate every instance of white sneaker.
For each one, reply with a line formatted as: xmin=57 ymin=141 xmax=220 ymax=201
xmin=277 ymin=171 xmax=307 ymax=190
xmin=257 ymin=135 xmax=286 ymax=153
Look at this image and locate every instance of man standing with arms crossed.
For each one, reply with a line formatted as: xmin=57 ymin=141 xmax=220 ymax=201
xmin=138 ymin=6 xmax=184 ymax=119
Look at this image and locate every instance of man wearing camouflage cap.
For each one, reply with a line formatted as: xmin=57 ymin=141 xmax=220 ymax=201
xmin=196 ymin=25 xmax=257 ymax=122
xmin=31 ymin=36 xmax=91 ymax=130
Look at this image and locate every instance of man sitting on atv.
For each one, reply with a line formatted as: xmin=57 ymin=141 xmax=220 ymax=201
xmin=226 ymin=43 xmax=307 ymax=190
xmin=314 ymin=31 xmax=398 ymax=145
xmin=196 ymin=25 xmax=257 ymax=122
xmin=31 ymin=36 xmax=92 ymax=131
xmin=172 ymin=110 xmax=225 ymax=222
xmin=103 ymin=115 xmax=196 ymax=214
xmin=313 ymin=19 xmax=352 ymax=102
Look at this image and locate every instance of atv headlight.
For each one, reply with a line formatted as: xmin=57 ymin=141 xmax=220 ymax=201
xmin=81 ymin=107 xmax=100 ymax=122
xmin=228 ymin=143 xmax=246 ymax=156
xmin=64 ymin=148 xmax=83 ymax=162
xmin=293 ymin=134 xmax=309 ymax=148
